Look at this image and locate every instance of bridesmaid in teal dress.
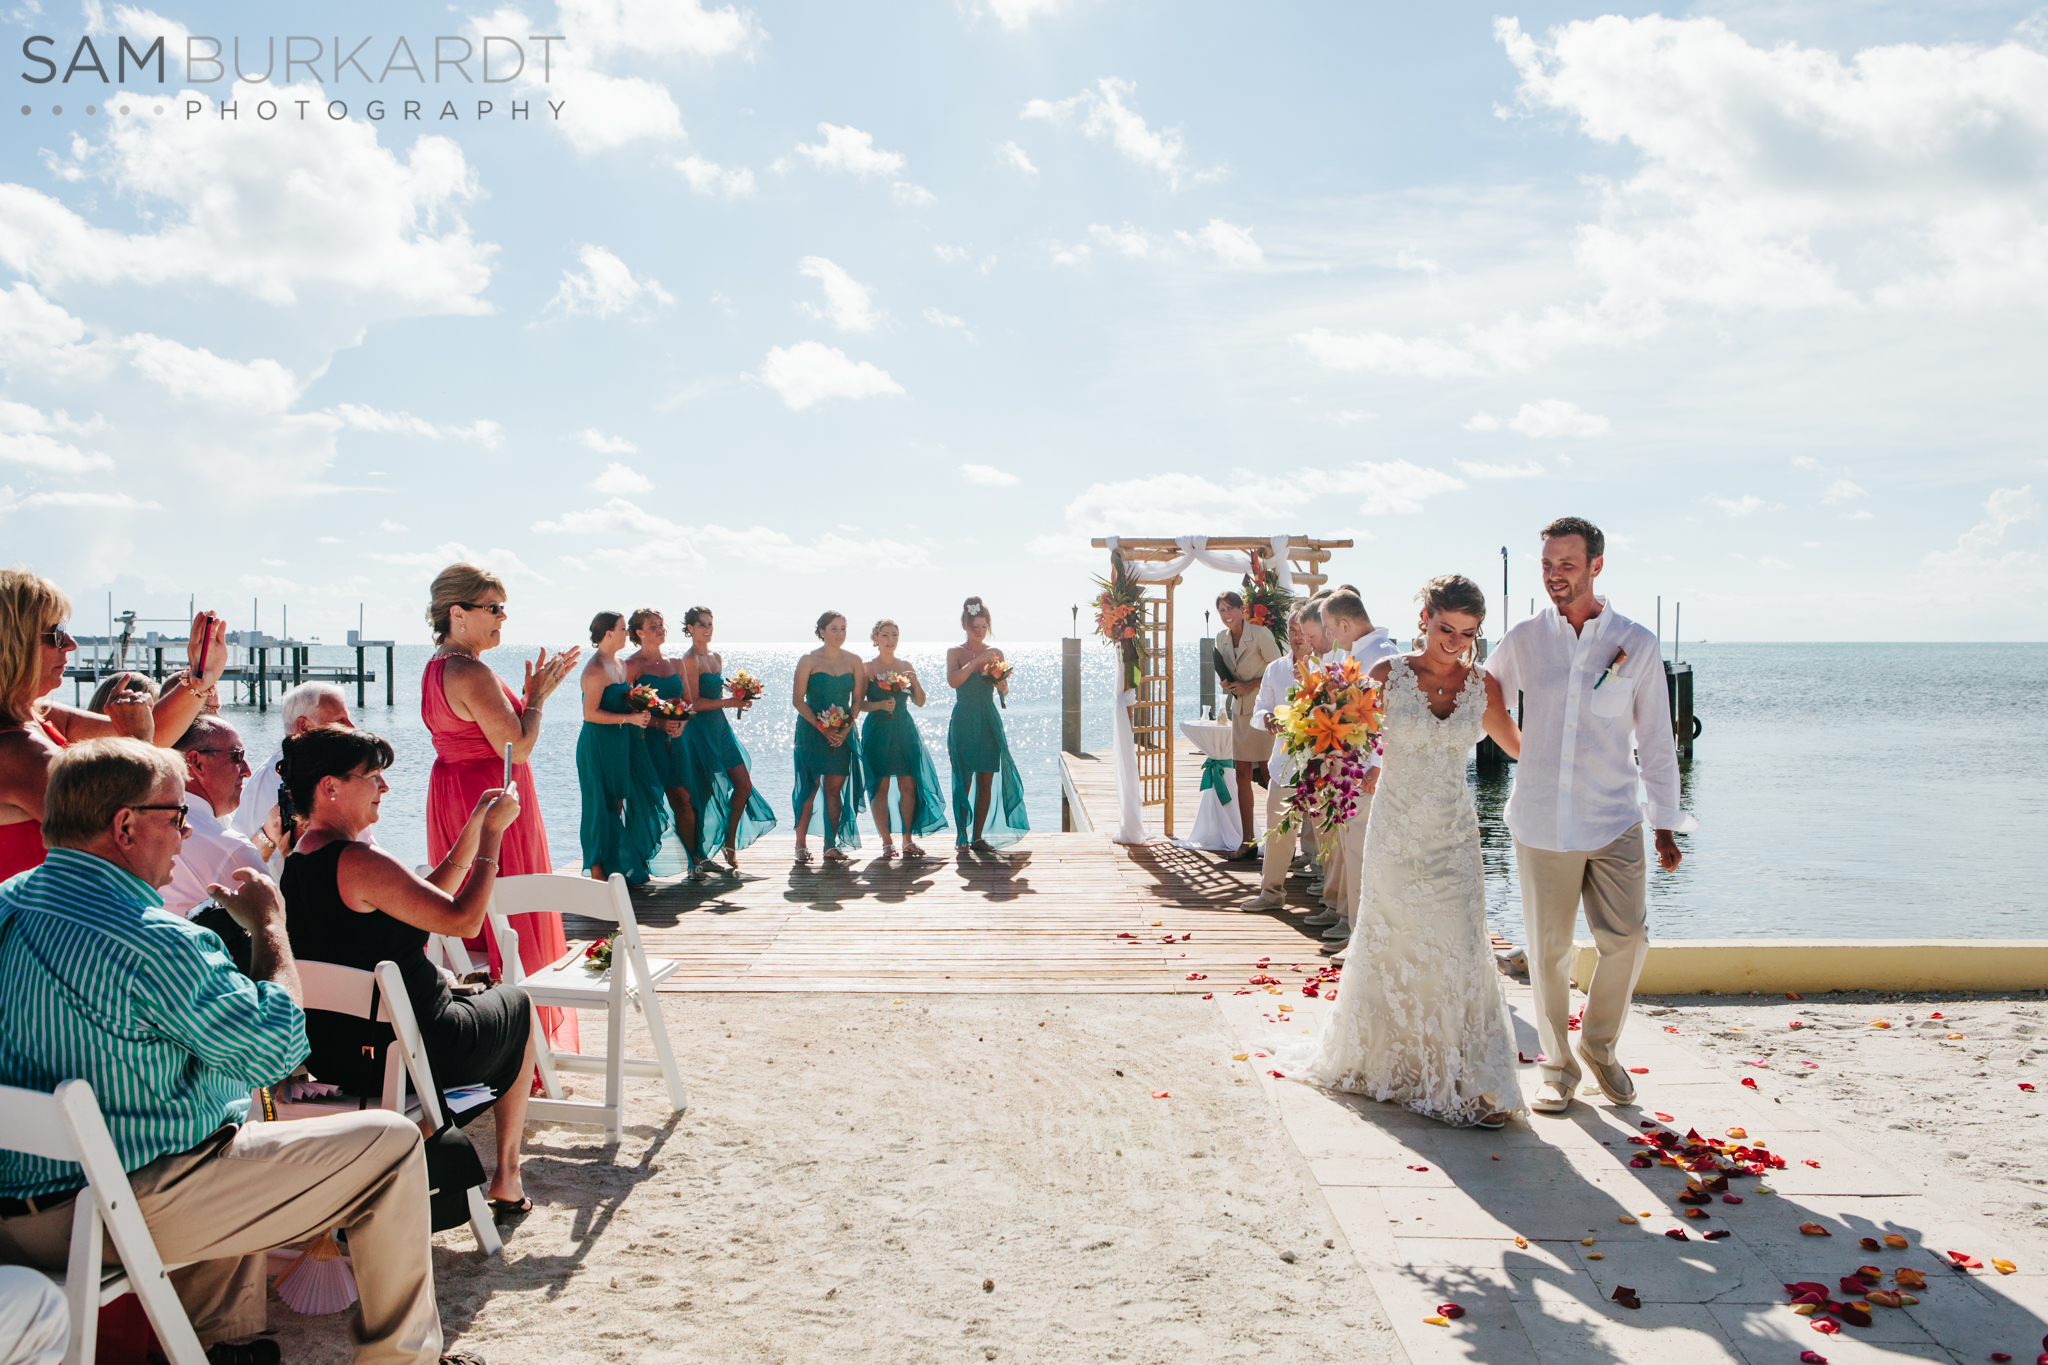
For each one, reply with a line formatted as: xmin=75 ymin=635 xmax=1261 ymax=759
xmin=791 ymin=611 xmax=868 ymax=866
xmin=624 ymin=607 xmax=701 ymax=876
xmin=946 ymin=596 xmax=1028 ymax=853
xmin=861 ymin=618 xmax=945 ymax=857
xmin=575 ymin=612 xmax=666 ymax=884
xmin=678 ymin=606 xmax=776 ymax=873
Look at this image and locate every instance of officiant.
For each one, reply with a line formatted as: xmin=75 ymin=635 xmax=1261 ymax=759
xmin=1213 ymin=591 xmax=1283 ymax=860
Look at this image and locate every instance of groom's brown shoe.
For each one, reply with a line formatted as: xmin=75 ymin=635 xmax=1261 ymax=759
xmin=1577 ymin=1046 xmax=1636 ymax=1105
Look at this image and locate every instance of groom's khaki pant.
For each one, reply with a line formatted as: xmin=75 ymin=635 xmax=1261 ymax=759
xmin=1324 ymin=791 xmax=1373 ymax=925
xmin=1258 ymin=774 xmax=1317 ymax=899
xmin=1518 ymin=823 xmax=1649 ymax=1091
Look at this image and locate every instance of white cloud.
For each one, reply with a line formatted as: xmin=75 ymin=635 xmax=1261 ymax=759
xmin=592 ymin=463 xmax=654 ymax=495
xmin=1497 ymin=15 xmax=2048 ymax=311
xmin=983 ymin=0 xmax=1070 ymax=29
xmin=892 ymin=182 xmax=936 ymax=207
xmin=534 ymin=495 xmax=933 ymax=574
xmin=794 ymin=124 xmax=907 ymax=178
xmin=1328 ymin=410 xmax=1375 ymax=426
xmin=1050 ymin=242 xmax=1091 ymax=268
xmin=1842 ymin=509 xmax=1876 ymax=521
xmin=122 ymin=334 xmax=301 ymax=413
xmin=1823 ymin=479 xmax=1867 ymax=504
xmin=1760 ymin=556 xmax=1792 ymax=570
xmin=545 ymin=244 xmax=675 ymax=320
xmin=675 ymin=156 xmax=757 ymax=198
xmin=555 ymin=0 xmax=760 ymax=60
xmin=960 ymin=463 xmax=1019 ymax=487
xmin=379 ymin=520 xmax=409 ymax=533
xmin=1395 ymin=248 xmax=1441 ymax=277
xmin=1089 ymin=223 xmax=1160 ymax=259
xmin=1706 ymin=494 xmax=1769 ymax=517
xmin=1924 ymin=486 xmax=2040 ymax=584
xmin=1293 ymin=327 xmax=1483 ymax=378
xmin=1507 ymin=399 xmax=1609 ymax=439
xmin=1047 ymin=462 xmax=1467 ymax=544
xmin=1457 ymin=458 xmax=1545 ymax=479
xmin=0 ymin=487 xmax=159 ymax=514
xmin=578 ymin=429 xmax=638 ymax=456
xmin=0 ymin=401 xmax=113 ymax=475
xmin=797 ymin=257 xmax=879 ymax=332
xmin=996 ymin=141 xmax=1039 ymax=174
xmin=757 ymin=341 xmax=905 ymax=410
xmin=1463 ymin=412 xmax=1502 ymax=432
xmin=924 ymin=308 xmax=970 ymax=335
xmin=934 ymin=245 xmax=971 ymax=265
xmin=1179 ymin=219 xmax=1263 ymax=268
xmin=331 ymin=404 xmax=503 ymax=447
xmin=1021 ymin=78 xmax=1217 ymax=190
xmin=5 ymin=81 xmax=493 ymax=315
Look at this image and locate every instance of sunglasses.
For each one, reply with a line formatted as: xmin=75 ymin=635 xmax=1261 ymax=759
xmin=190 ymin=746 xmax=247 ymax=764
xmin=40 ymin=624 xmax=75 ymax=647
xmin=457 ymin=602 xmax=507 ymax=617
xmin=126 ymin=803 xmax=191 ymax=833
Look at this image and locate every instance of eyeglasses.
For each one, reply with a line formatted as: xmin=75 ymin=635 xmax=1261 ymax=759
xmin=191 ymin=746 xmax=247 ymax=764
xmin=39 ymin=624 xmax=74 ymax=647
xmin=456 ymin=602 xmax=507 ymax=617
xmin=126 ymin=803 xmax=191 ymax=832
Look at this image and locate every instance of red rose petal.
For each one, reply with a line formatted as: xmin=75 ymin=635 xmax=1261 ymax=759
xmin=1436 ymin=1302 xmax=1466 ymax=1319
xmin=1804 ymin=1159 xmax=1822 ymax=1168
xmin=1151 ymin=1091 xmax=1169 ymax=1098
xmin=1811 ymin=1318 xmax=1840 ymax=1335
xmin=1407 ymin=1164 xmax=1430 ymax=1172
xmin=1948 ymin=1251 xmax=1983 ymax=1269
xmin=1665 ymin=1228 xmax=1689 ymax=1241
xmin=1654 ymin=1112 xmax=1676 ymax=1122
xmin=1628 ymin=1067 xmax=1649 ymax=1074
xmin=1201 ymin=993 xmax=1213 ymax=1000
xmin=2021 ymin=1083 xmax=2037 ymax=1092
xmin=1267 ymin=1070 xmax=1284 ymax=1078
xmin=1741 ymin=1078 xmax=1760 ymax=1089
xmin=1799 ymin=1353 xmax=1829 ymax=1364
xmin=1703 ymin=1229 xmax=1732 ymax=1240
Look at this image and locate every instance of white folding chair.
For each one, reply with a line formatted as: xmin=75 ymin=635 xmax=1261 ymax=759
xmin=489 ymin=872 xmax=687 ymax=1142
xmin=414 ymin=865 xmax=480 ymax=977
xmin=0 ymin=1079 xmax=205 ymax=1365
xmin=286 ymin=960 xmax=501 ymax=1255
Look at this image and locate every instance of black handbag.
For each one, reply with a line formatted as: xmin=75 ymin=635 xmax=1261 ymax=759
xmin=423 ymin=1123 xmax=488 ymax=1232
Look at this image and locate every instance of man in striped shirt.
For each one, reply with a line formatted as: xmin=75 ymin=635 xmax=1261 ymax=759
xmin=0 ymin=739 xmax=464 ymax=1365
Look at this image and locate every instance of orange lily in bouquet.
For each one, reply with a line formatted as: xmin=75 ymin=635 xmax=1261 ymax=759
xmin=625 ymin=683 xmax=689 ymax=720
xmin=980 ymin=656 xmax=1016 ymax=708
xmin=1269 ymin=654 xmax=1384 ymax=839
xmin=876 ymin=670 xmax=913 ymax=693
xmin=815 ymin=703 xmax=852 ymax=734
xmin=726 ymin=668 xmax=765 ymax=717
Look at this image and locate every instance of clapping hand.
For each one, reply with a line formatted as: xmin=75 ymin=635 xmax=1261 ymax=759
xmin=523 ymin=647 xmax=581 ymax=709
xmin=206 ymin=867 xmax=284 ymax=933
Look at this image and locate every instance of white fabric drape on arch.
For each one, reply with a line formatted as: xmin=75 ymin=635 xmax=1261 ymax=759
xmin=1102 ymin=534 xmax=1294 ymax=845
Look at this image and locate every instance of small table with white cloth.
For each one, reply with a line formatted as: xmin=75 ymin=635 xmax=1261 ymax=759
xmin=1177 ymin=720 xmax=1244 ymax=853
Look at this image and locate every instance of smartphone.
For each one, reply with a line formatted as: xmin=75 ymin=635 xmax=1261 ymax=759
xmin=193 ymin=611 xmax=213 ymax=682
xmin=502 ymin=741 xmax=513 ymax=789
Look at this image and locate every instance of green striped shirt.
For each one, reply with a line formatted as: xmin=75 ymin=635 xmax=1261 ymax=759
xmin=0 ymin=848 xmax=308 ymax=1197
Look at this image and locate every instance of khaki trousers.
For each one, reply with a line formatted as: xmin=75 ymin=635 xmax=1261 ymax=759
xmin=0 ymin=1110 xmax=440 ymax=1363
xmin=1334 ymin=791 xmax=1374 ymax=926
xmin=1517 ymin=823 xmax=1649 ymax=1090
xmin=1257 ymin=775 xmax=1316 ymax=898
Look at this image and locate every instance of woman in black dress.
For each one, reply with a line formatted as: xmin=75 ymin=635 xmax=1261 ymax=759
xmin=278 ymin=725 xmax=537 ymax=1216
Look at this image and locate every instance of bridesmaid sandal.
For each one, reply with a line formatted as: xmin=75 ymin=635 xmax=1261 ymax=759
xmin=794 ymin=847 xmax=812 ymax=865
xmin=721 ymin=846 xmax=740 ymax=873
xmin=902 ymin=841 xmax=926 ymax=858
xmin=880 ymin=841 xmax=897 ymax=858
xmin=823 ymin=848 xmax=852 ymax=866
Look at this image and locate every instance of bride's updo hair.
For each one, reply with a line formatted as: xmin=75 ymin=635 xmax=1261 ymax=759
xmin=814 ymin=610 xmax=845 ymax=639
xmin=1417 ymin=574 xmax=1487 ymax=625
xmin=961 ymin=596 xmax=991 ymax=630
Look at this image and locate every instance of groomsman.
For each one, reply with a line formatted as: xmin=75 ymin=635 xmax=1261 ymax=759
xmin=1242 ymin=606 xmax=1317 ymax=912
xmin=1317 ymin=588 xmax=1402 ymax=954
xmin=1485 ymin=516 xmax=1696 ymax=1114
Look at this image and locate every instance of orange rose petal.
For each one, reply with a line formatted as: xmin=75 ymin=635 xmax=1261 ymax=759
xmin=1881 ymin=1234 xmax=1909 ymax=1249
xmin=1992 ymin=1258 xmax=2017 ymax=1274
xmin=1799 ymin=1222 xmax=1832 ymax=1236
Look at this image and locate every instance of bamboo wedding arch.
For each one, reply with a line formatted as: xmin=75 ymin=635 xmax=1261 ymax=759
xmin=1091 ymin=535 xmax=1352 ymax=836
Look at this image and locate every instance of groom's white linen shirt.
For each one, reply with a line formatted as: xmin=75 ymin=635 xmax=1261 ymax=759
xmin=1346 ymin=629 xmax=1403 ymax=773
xmin=1486 ymin=599 xmax=1696 ymax=853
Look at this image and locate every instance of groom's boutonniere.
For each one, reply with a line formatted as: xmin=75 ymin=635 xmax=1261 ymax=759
xmin=1593 ymin=646 xmax=1629 ymax=689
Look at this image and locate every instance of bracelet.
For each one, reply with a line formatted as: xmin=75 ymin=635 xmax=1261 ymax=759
xmin=471 ymin=856 xmax=498 ymax=871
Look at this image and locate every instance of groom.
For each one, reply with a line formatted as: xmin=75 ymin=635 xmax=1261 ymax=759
xmin=1485 ymin=517 xmax=1696 ymax=1114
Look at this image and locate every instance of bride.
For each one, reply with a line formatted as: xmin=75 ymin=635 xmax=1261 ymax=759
xmin=1295 ymin=574 xmax=1528 ymax=1128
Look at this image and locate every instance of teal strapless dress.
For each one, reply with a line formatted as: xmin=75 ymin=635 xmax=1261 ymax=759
xmin=641 ymin=672 xmax=692 ymax=788
xmin=793 ymin=672 xmax=865 ymax=848
xmin=860 ymin=676 xmax=947 ymax=837
xmin=947 ymin=673 xmax=1028 ymax=849
xmin=678 ymin=670 xmax=776 ymax=861
xmin=575 ymin=681 xmax=668 ymax=883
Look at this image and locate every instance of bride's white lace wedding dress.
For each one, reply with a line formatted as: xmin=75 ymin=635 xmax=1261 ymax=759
xmin=1295 ymin=656 xmax=1524 ymax=1126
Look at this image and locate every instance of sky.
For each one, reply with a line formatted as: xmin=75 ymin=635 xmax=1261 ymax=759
xmin=3 ymin=0 xmax=2045 ymax=649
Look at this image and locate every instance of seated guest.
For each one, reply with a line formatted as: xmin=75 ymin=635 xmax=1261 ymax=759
xmin=163 ymin=717 xmax=267 ymax=978
xmin=235 ymin=681 xmax=353 ymax=860
xmin=0 ymin=738 xmax=479 ymax=1365
xmin=0 ymin=570 xmax=228 ymax=881
xmin=279 ymin=726 xmax=536 ymax=1218
xmin=87 ymin=670 xmax=159 ymax=716
xmin=0 ymin=1266 xmax=65 ymax=1365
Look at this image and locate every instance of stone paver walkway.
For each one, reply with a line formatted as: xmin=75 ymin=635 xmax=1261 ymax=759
xmin=1218 ymin=979 xmax=2048 ymax=1365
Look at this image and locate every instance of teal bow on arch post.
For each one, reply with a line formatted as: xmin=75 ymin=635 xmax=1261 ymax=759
xmin=1199 ymin=757 xmax=1233 ymax=805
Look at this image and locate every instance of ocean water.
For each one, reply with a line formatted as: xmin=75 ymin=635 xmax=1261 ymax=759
xmin=89 ymin=640 xmax=2046 ymax=941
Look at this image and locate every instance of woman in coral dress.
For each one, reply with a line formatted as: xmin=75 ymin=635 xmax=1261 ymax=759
xmin=421 ymin=562 xmax=581 ymax=1051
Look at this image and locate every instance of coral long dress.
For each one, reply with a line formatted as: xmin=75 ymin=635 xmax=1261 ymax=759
xmin=422 ymin=655 xmax=577 ymax=1051
xmin=0 ymin=718 xmax=65 ymax=882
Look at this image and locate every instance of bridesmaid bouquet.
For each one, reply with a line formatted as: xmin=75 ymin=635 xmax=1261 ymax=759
xmin=626 ymin=683 xmax=689 ymax=719
xmin=1269 ymin=656 xmax=1384 ymax=839
xmin=876 ymin=670 xmax=914 ymax=693
xmin=980 ymin=657 xmax=1016 ymax=708
xmin=815 ymin=704 xmax=852 ymax=735
xmin=727 ymin=669 xmax=765 ymax=710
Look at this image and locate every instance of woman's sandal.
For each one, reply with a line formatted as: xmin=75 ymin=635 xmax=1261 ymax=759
xmin=721 ymin=847 xmax=740 ymax=873
xmin=1474 ymin=1112 xmax=1511 ymax=1130
xmin=903 ymin=841 xmax=925 ymax=858
xmin=488 ymin=1194 xmax=533 ymax=1225
xmin=794 ymin=847 xmax=812 ymax=865
xmin=880 ymin=842 xmax=897 ymax=858
xmin=688 ymin=864 xmax=714 ymax=883
xmin=823 ymin=848 xmax=852 ymax=866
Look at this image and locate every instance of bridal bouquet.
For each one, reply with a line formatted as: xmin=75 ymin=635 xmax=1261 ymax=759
xmin=727 ymin=669 xmax=765 ymax=710
xmin=625 ymin=683 xmax=689 ymax=719
xmin=1269 ymin=655 xmax=1384 ymax=838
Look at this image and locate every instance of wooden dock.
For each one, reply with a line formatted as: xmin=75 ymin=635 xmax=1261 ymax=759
xmin=600 ymin=747 xmax=1332 ymax=994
